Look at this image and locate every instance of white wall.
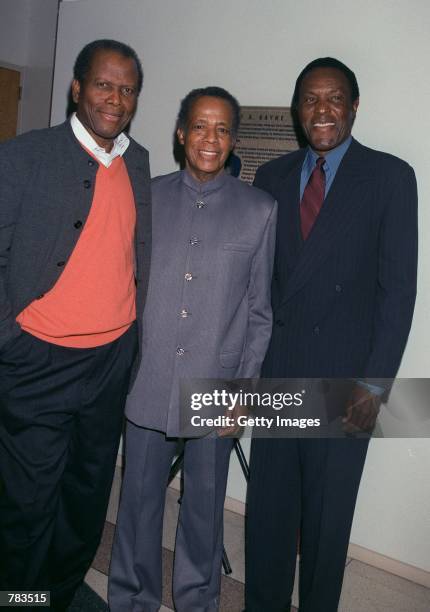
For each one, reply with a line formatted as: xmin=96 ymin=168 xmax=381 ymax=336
xmin=0 ymin=0 xmax=59 ymax=132
xmin=21 ymin=0 xmax=60 ymax=132
xmin=0 ymin=0 xmax=31 ymax=67
xmin=52 ymin=0 xmax=430 ymax=573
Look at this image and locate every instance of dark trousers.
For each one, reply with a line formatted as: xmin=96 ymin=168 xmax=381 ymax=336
xmin=0 ymin=325 xmax=137 ymax=610
xmin=245 ymin=437 xmax=369 ymax=612
xmin=109 ymin=423 xmax=234 ymax=612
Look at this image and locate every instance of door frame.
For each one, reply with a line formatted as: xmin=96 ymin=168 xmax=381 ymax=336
xmin=0 ymin=61 xmax=25 ymax=136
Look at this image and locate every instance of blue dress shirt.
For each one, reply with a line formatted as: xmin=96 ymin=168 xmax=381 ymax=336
xmin=300 ymin=136 xmax=352 ymax=201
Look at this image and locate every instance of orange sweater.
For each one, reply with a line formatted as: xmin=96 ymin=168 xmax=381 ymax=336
xmin=17 ymin=156 xmax=136 ymax=347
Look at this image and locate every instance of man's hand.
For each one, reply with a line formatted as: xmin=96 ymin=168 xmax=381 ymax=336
xmin=217 ymin=403 xmax=248 ymax=438
xmin=342 ymin=385 xmax=381 ymax=434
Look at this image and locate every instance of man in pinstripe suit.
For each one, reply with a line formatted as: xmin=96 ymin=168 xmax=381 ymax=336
xmin=245 ymin=58 xmax=418 ymax=612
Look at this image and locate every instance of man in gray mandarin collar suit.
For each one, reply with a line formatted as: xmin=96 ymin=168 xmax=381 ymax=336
xmin=108 ymin=87 xmax=277 ymax=611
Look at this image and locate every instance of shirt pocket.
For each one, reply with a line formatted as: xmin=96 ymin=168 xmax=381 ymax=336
xmin=222 ymin=242 xmax=253 ymax=253
xmin=220 ymin=350 xmax=243 ymax=368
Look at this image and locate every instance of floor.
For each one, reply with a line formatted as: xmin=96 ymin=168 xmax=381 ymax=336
xmin=85 ymin=466 xmax=430 ymax=611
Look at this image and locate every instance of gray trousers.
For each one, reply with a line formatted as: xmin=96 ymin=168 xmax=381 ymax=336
xmin=108 ymin=420 xmax=233 ymax=612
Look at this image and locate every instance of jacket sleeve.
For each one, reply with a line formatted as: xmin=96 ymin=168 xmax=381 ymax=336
xmin=0 ymin=146 xmax=25 ymax=352
xmin=238 ymin=198 xmax=277 ymax=378
xmin=363 ymin=162 xmax=418 ymax=381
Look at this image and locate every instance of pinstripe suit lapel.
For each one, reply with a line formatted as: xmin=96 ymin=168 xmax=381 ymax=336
xmin=278 ymin=160 xmax=303 ymax=261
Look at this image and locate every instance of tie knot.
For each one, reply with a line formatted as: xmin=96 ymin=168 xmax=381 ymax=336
xmin=316 ymin=157 xmax=325 ymax=169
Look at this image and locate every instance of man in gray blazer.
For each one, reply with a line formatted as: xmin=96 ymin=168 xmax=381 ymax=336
xmin=0 ymin=40 xmax=151 ymax=610
xmin=109 ymin=87 xmax=277 ymax=612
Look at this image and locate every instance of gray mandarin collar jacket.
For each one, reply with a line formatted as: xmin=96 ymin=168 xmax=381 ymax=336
xmin=126 ymin=169 xmax=277 ymax=436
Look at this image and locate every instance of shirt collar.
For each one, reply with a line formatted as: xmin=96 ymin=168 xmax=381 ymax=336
xmin=70 ymin=112 xmax=130 ymax=168
xmin=307 ymin=135 xmax=352 ymax=173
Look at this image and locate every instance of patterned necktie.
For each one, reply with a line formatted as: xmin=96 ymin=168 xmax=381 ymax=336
xmin=300 ymin=156 xmax=326 ymax=240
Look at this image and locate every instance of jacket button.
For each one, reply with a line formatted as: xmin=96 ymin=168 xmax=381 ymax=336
xmin=83 ymin=179 xmax=91 ymax=188
xmin=87 ymin=159 xmax=95 ymax=167
xmin=57 ymin=261 xmax=65 ymax=267
xmin=36 ymin=294 xmax=45 ymax=300
xmin=335 ymin=284 xmax=342 ymax=292
xmin=314 ymin=325 xmax=320 ymax=335
xmin=176 ymin=347 xmax=185 ymax=356
xmin=74 ymin=220 xmax=83 ymax=229
xmin=275 ymin=319 xmax=285 ymax=327
xmin=196 ymin=200 xmax=205 ymax=209
xmin=184 ymin=272 xmax=193 ymax=281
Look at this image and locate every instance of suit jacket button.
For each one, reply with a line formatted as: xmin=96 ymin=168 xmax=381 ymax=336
xmin=314 ymin=325 xmax=320 ymax=335
xmin=83 ymin=179 xmax=91 ymax=188
xmin=275 ymin=319 xmax=284 ymax=327
xmin=176 ymin=347 xmax=185 ymax=356
xmin=74 ymin=220 xmax=83 ymax=229
xmin=184 ymin=272 xmax=193 ymax=281
xmin=335 ymin=284 xmax=342 ymax=292
xmin=36 ymin=294 xmax=45 ymax=300
xmin=87 ymin=159 xmax=95 ymax=166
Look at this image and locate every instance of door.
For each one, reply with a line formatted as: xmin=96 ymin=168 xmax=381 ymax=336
xmin=0 ymin=67 xmax=21 ymax=142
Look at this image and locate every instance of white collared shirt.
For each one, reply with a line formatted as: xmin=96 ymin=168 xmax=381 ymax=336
xmin=70 ymin=112 xmax=130 ymax=168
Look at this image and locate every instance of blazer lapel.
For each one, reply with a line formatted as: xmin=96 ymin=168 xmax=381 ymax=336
xmin=124 ymin=145 xmax=151 ymax=246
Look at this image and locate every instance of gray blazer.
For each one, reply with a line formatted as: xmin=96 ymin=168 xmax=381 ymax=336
xmin=0 ymin=121 xmax=151 ymax=379
xmin=126 ymin=169 xmax=277 ymax=436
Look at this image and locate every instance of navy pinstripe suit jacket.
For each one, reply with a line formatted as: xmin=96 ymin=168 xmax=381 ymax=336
xmin=255 ymin=138 xmax=417 ymax=381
